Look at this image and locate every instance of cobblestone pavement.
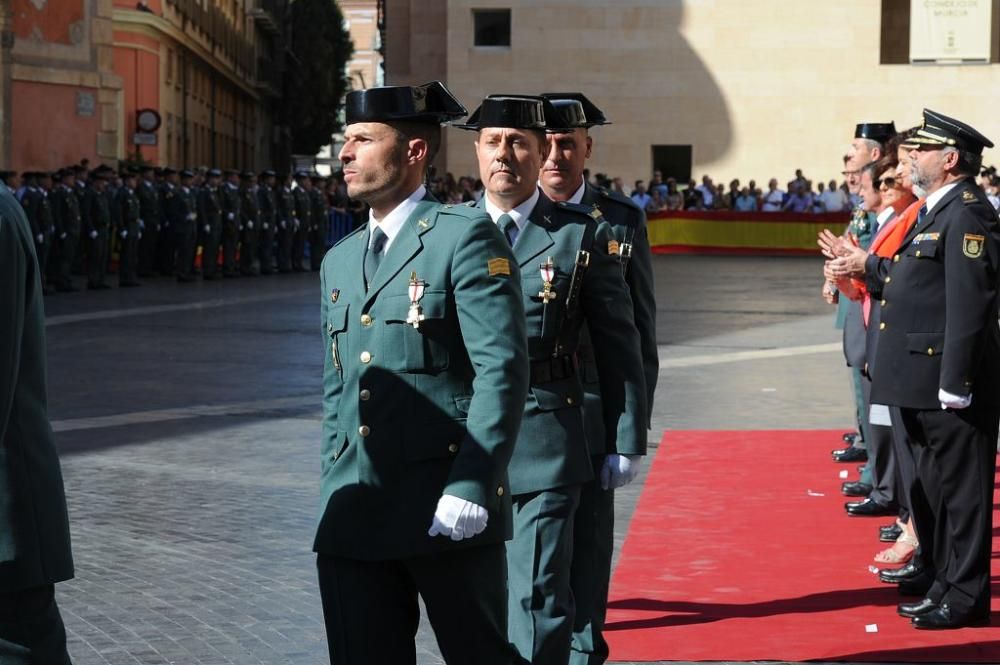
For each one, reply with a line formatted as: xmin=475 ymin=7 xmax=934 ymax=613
xmin=43 ymin=255 xmax=873 ymax=665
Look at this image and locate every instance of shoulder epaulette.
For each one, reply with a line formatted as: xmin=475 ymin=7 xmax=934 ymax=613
xmin=556 ymin=200 xmax=604 ymax=222
xmin=438 ymin=202 xmax=487 ymax=219
xmin=598 ymin=186 xmax=642 ymax=212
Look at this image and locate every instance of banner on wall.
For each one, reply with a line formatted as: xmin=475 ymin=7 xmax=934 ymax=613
xmin=910 ymin=0 xmax=993 ymax=63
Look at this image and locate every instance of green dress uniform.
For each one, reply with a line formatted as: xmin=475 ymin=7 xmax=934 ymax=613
xmin=570 ymin=183 xmax=658 ymax=665
xmin=51 ymin=181 xmax=82 ymax=292
xmin=169 ymin=180 xmax=198 ymax=281
xmin=275 ymin=182 xmax=295 ymax=272
xmin=113 ymin=184 xmax=141 ymax=286
xmin=156 ymin=177 xmax=176 ymax=275
xmin=0 ymin=187 xmax=74 ymax=664
xmin=23 ymin=185 xmax=54 ymax=293
xmin=137 ymin=177 xmax=161 ymax=276
xmin=309 ymin=185 xmax=329 ymax=270
xmin=239 ymin=182 xmax=261 ymax=276
xmin=315 ymin=192 xmax=528 ymax=664
xmin=257 ymin=178 xmax=277 ymax=275
xmin=83 ymin=182 xmax=112 ymax=288
xmin=198 ymin=182 xmax=223 ymax=279
xmin=292 ymin=178 xmax=312 ymax=272
xmin=220 ymin=179 xmax=242 ymax=276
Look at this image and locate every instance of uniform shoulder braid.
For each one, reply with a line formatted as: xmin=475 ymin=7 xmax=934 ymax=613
xmin=438 ymin=201 xmax=486 ymax=219
xmin=554 ymin=200 xmax=606 ymax=225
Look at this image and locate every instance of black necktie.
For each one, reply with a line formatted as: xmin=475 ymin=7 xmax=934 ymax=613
xmin=917 ymin=204 xmax=928 ymax=226
xmin=364 ymin=226 xmax=387 ymax=285
xmin=498 ymin=213 xmax=518 ymax=246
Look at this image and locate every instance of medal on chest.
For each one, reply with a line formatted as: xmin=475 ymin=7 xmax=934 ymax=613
xmin=407 ymin=271 xmax=427 ymax=328
xmin=538 ymin=257 xmax=557 ymax=303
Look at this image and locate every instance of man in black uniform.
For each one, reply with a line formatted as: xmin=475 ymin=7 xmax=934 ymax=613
xmin=171 ymin=169 xmax=199 ymax=282
xmin=309 ymin=173 xmax=329 ymax=270
xmin=257 ymin=170 xmax=277 ymax=275
xmin=239 ymin=171 xmax=261 ymax=276
xmin=275 ymin=173 xmax=295 ymax=273
xmin=23 ymin=172 xmax=56 ymax=295
xmin=136 ymin=165 xmax=161 ymax=277
xmin=50 ymin=169 xmax=82 ymax=292
xmin=198 ymin=169 xmax=224 ymax=280
xmin=157 ymin=168 xmax=179 ymax=275
xmin=837 ymin=110 xmax=1000 ymax=629
xmin=220 ymin=169 xmax=242 ymax=277
xmin=113 ymin=169 xmax=141 ymax=287
xmin=83 ymin=169 xmax=113 ymax=289
xmin=292 ymin=171 xmax=312 ymax=272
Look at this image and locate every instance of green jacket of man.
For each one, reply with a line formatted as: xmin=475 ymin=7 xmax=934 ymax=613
xmin=314 ymin=193 xmax=529 ymax=561
xmin=0 ymin=187 xmax=74 ymax=592
xmin=52 ymin=184 xmax=81 ymax=239
xmin=293 ymin=187 xmax=312 ymax=229
xmin=198 ymin=185 xmax=223 ymax=232
xmin=220 ymin=182 xmax=241 ymax=235
xmin=137 ymin=179 xmax=161 ymax=230
xmin=113 ymin=186 xmax=140 ymax=236
xmin=577 ymin=183 xmax=658 ymax=453
xmin=476 ymin=192 xmax=648 ymax=494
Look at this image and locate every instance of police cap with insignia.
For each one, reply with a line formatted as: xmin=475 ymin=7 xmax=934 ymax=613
xmin=902 ymin=108 xmax=995 ymax=155
xmin=207 ymin=168 xmax=222 ymax=177
xmin=294 ymin=170 xmax=311 ymax=180
xmin=345 ymin=80 xmax=467 ymax=125
xmin=240 ymin=170 xmax=256 ymax=179
xmin=180 ymin=169 xmax=194 ymax=179
xmin=855 ymin=122 xmax=896 ymax=143
xmin=260 ymin=169 xmax=276 ymax=178
xmin=454 ymin=94 xmax=571 ymax=132
xmin=540 ymin=92 xmax=611 ymax=128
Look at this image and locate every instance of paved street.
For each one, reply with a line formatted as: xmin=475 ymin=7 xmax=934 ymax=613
xmin=45 ymin=254 xmax=852 ymax=664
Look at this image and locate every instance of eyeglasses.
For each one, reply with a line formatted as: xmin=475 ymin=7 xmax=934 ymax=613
xmin=875 ymin=177 xmax=898 ymax=190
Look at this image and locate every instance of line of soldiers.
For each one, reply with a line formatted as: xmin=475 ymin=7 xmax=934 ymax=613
xmin=1 ymin=164 xmax=347 ymax=293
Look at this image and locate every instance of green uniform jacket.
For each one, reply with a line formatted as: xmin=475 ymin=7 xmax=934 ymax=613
xmin=198 ymin=186 xmax=223 ymax=231
xmin=476 ymin=193 xmax=648 ymax=494
xmin=314 ymin=194 xmax=529 ymax=561
xmin=83 ymin=187 xmax=111 ymax=234
xmin=835 ymin=207 xmax=877 ymax=329
xmin=577 ymin=184 xmax=658 ymax=453
xmin=220 ymin=183 xmax=241 ymax=234
xmin=293 ymin=187 xmax=312 ymax=228
xmin=257 ymin=184 xmax=276 ymax=230
xmin=0 ymin=187 xmax=74 ymax=592
xmin=276 ymin=186 xmax=294 ymax=229
xmin=113 ymin=186 xmax=140 ymax=236
xmin=137 ymin=180 xmax=161 ymax=230
xmin=52 ymin=185 xmax=81 ymax=238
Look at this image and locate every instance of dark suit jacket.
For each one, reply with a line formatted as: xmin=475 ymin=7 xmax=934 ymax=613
xmin=870 ymin=178 xmax=1000 ymax=411
xmin=0 ymin=187 xmax=74 ymax=591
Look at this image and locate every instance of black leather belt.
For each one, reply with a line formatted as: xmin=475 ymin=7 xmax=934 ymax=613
xmin=530 ymin=354 xmax=577 ymax=384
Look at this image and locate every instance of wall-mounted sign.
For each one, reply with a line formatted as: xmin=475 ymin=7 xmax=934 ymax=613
xmin=133 ymin=132 xmax=157 ymax=146
xmin=76 ymin=91 xmax=95 ymax=117
xmin=136 ymin=108 xmax=162 ymax=132
xmin=910 ymin=0 xmax=993 ymax=63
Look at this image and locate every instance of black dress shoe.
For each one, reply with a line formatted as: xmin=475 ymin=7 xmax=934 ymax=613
xmin=880 ymin=523 xmax=904 ymax=542
xmin=842 ymin=481 xmax=873 ymax=497
xmin=833 ymin=446 xmax=868 ymax=463
xmin=898 ymin=598 xmax=938 ymax=618
xmin=879 ymin=560 xmax=924 ymax=583
xmin=912 ymin=604 xmax=990 ymax=629
xmin=845 ymin=497 xmax=893 ymax=516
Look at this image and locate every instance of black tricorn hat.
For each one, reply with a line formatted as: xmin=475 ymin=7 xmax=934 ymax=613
xmin=260 ymin=169 xmax=276 ymax=178
xmin=294 ymin=170 xmax=311 ymax=180
xmin=454 ymin=95 xmax=571 ymax=132
xmin=207 ymin=168 xmax=223 ymax=177
xmin=540 ymin=92 xmax=610 ymax=128
xmin=180 ymin=169 xmax=194 ymax=178
xmin=902 ymin=108 xmax=994 ymax=155
xmin=854 ymin=122 xmax=896 ymax=143
xmin=345 ymin=81 xmax=467 ymax=125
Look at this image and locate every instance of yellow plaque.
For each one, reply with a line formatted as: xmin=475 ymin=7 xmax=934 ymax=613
xmin=963 ymin=233 xmax=985 ymax=258
xmin=608 ymin=240 xmax=620 ymax=256
xmin=488 ymin=257 xmax=511 ymax=276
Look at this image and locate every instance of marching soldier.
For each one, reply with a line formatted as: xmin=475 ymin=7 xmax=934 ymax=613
xmin=292 ymin=171 xmax=312 ymax=272
xmin=315 ymin=81 xmax=528 ymax=665
xmin=239 ymin=171 xmax=261 ymax=276
xmin=275 ymin=172 xmax=295 ymax=273
xmin=198 ymin=168 xmax=224 ymax=280
xmin=113 ymin=169 xmax=141 ymax=287
xmin=83 ymin=168 xmax=113 ymax=289
xmin=309 ymin=173 xmax=329 ymax=270
xmin=539 ymin=92 xmax=658 ymax=665
xmin=51 ymin=168 xmax=82 ymax=292
xmin=460 ymin=95 xmax=647 ymax=665
xmin=170 ymin=169 xmax=199 ymax=282
xmin=0 ymin=184 xmax=75 ymax=665
xmin=136 ymin=165 xmax=161 ymax=277
xmin=257 ymin=170 xmax=278 ymax=275
xmin=220 ymin=169 xmax=242 ymax=277
xmin=157 ymin=168 xmax=179 ymax=275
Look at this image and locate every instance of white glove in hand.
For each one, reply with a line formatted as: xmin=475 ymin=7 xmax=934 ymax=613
xmin=120 ymin=230 xmax=127 ymax=239
xmin=204 ymin=225 xmax=210 ymax=233
xmin=939 ymin=388 xmax=972 ymax=410
xmin=89 ymin=230 xmax=98 ymax=239
xmin=60 ymin=232 xmax=66 ymax=240
xmin=428 ymin=494 xmax=488 ymax=541
xmin=247 ymin=221 xmax=254 ymax=230
xmin=35 ymin=234 xmax=43 ymax=244
xmin=600 ymin=454 xmax=642 ymax=490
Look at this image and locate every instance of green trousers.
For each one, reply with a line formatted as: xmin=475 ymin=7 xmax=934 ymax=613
xmin=508 ymin=485 xmax=581 ymax=665
xmin=568 ymin=466 xmax=614 ymax=665
xmin=0 ymin=585 xmax=72 ymax=665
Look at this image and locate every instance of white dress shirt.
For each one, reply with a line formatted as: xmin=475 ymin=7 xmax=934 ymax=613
xmin=367 ymin=185 xmax=426 ymax=253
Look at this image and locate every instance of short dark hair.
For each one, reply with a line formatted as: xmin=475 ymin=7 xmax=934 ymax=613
xmin=387 ymin=121 xmax=443 ymax=171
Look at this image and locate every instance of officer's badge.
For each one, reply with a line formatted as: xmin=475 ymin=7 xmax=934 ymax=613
xmin=330 ymin=288 xmax=340 ymax=303
xmin=963 ymin=233 xmax=985 ymax=258
xmin=417 ymin=218 xmax=429 ymax=229
xmin=589 ymin=207 xmax=602 ymax=220
xmin=538 ymin=257 xmax=557 ymax=303
xmin=406 ymin=272 xmax=426 ymax=329
xmin=962 ymin=190 xmax=976 ymax=203
xmin=488 ymin=257 xmax=510 ymax=276
xmin=608 ymin=240 xmax=620 ymax=256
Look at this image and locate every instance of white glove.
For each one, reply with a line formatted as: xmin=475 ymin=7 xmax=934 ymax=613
xmin=263 ymin=222 xmax=269 ymax=230
xmin=187 ymin=212 xmax=197 ymax=221
xmin=939 ymin=388 xmax=972 ymax=410
xmin=89 ymin=230 xmax=98 ymax=239
xmin=35 ymin=234 xmax=43 ymax=244
xmin=280 ymin=220 xmax=287 ymax=229
xmin=119 ymin=230 xmax=127 ymax=239
xmin=227 ymin=212 xmax=235 ymax=220
xmin=203 ymin=225 xmax=210 ymax=233
xmin=428 ymin=494 xmax=488 ymax=541
xmin=600 ymin=454 xmax=642 ymax=490
xmin=139 ymin=219 xmax=145 ymax=230
xmin=238 ymin=224 xmax=244 ymax=232
xmin=59 ymin=232 xmax=67 ymax=240
xmin=138 ymin=232 xmax=142 ymax=240
xmin=247 ymin=221 xmax=254 ymax=230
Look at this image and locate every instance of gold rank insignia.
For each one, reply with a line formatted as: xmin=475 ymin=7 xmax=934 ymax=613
xmin=417 ymin=218 xmax=429 ymax=228
xmin=589 ymin=207 xmax=602 ymax=219
xmin=608 ymin=240 xmax=621 ymax=256
xmin=330 ymin=288 xmax=340 ymax=303
xmin=962 ymin=190 xmax=976 ymax=203
xmin=488 ymin=257 xmax=511 ymax=276
xmin=963 ymin=233 xmax=985 ymax=258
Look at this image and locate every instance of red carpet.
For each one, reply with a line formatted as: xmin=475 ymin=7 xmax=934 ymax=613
xmin=606 ymin=430 xmax=1000 ymax=662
